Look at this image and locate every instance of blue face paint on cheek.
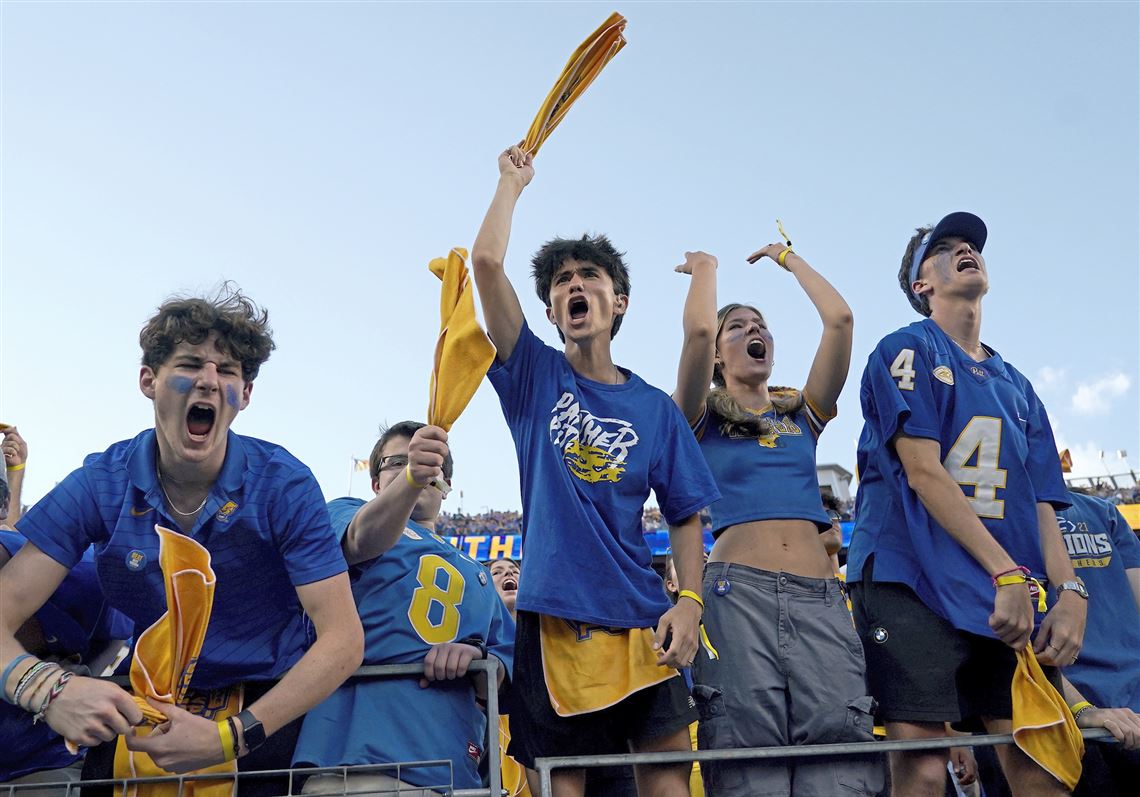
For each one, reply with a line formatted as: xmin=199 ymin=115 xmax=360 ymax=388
xmin=167 ymin=376 xmax=194 ymax=394
xmin=225 ymin=384 xmax=240 ymax=409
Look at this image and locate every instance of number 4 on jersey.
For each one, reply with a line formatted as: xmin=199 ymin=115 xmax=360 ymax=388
xmin=890 ymin=348 xmax=916 ymax=390
xmin=944 ymin=416 xmax=1008 ymax=518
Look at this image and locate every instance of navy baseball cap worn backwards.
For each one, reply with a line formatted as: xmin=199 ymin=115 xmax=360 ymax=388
xmin=907 ymin=212 xmax=989 ymax=290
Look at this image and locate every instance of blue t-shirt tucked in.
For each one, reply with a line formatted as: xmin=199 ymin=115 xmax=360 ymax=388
xmin=17 ymin=429 xmax=347 ymax=689
xmin=487 ymin=322 xmax=721 ymax=628
xmin=1053 ymin=492 xmax=1140 ymax=711
xmin=1 ymin=532 xmax=132 ymax=781
xmin=848 ymin=319 xmax=1069 ymax=637
xmin=694 ymin=396 xmax=833 ymax=534
xmin=294 ymin=506 xmax=514 ymax=790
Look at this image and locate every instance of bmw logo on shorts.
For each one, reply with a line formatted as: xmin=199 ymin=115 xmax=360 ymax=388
xmin=872 ymin=627 xmax=889 ymax=644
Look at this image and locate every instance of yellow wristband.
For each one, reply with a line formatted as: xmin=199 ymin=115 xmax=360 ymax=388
xmin=405 ymin=464 xmax=428 ymax=489
xmin=217 ymin=718 xmax=236 ymax=763
xmin=1068 ymin=700 xmax=1094 ymax=717
xmin=679 ymin=589 xmax=704 ymax=609
xmin=777 ymin=247 xmax=794 ymax=269
xmin=5 ymin=463 xmax=24 ymax=472
xmin=994 ymin=573 xmax=1028 ymax=587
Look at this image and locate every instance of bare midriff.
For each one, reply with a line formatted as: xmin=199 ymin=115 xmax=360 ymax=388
xmin=709 ymin=518 xmax=835 ymax=578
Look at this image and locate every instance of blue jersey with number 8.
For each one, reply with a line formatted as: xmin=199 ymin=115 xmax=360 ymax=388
xmin=848 ymin=318 xmax=1070 ymax=637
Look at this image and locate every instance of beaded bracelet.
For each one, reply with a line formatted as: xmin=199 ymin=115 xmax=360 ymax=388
xmin=14 ymin=662 xmax=59 ymax=710
xmin=1071 ymin=701 xmax=1096 ymax=722
xmin=32 ymin=670 xmax=73 ymax=725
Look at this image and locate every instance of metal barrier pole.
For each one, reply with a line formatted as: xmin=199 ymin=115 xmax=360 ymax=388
xmin=534 ymin=727 xmax=1117 ymax=797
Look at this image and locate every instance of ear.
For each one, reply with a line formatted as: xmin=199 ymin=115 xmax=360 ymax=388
xmin=613 ymin=294 xmax=629 ymax=317
xmin=545 ymin=305 xmax=557 ymax=326
xmin=239 ymin=381 xmax=253 ymax=411
xmin=140 ymin=366 xmax=158 ymax=400
xmin=912 ymin=279 xmax=932 ymax=299
xmin=371 ymin=477 xmax=382 ymax=495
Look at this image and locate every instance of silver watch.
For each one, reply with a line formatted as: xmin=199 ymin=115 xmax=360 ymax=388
xmin=1056 ymin=580 xmax=1089 ymax=600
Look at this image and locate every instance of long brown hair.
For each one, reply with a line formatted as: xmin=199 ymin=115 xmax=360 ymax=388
xmin=707 ymin=303 xmax=803 ymax=437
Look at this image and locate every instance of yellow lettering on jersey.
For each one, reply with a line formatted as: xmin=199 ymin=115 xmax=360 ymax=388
xmin=1071 ymin=557 xmax=1111 ymax=569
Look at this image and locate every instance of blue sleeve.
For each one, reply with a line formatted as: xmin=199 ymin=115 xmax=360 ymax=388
xmin=0 ymin=529 xmax=25 ymax=557
xmin=326 ymin=497 xmax=367 ymax=544
xmin=1109 ymin=505 xmax=1140 ymax=570
xmin=1018 ymin=376 xmax=1070 ymax=510
xmin=269 ymin=467 xmax=348 ymax=586
xmin=16 ymin=468 xmax=106 ymax=569
xmin=864 ymin=332 xmax=941 ymax=443
xmin=486 ymin=321 xmax=554 ymax=425
xmin=651 ymin=400 xmax=722 ymax=526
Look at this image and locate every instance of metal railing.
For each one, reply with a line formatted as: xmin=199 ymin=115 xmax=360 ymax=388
xmin=5 ymin=659 xmax=502 ymax=797
xmin=533 ymin=727 xmax=1117 ymax=796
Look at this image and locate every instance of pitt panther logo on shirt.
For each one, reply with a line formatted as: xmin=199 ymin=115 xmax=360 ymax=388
xmin=215 ymin=501 xmax=238 ymax=523
xmin=549 ymin=392 xmax=639 ymax=484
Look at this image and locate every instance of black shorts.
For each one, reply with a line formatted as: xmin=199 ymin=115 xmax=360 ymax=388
xmin=506 ymin=610 xmax=698 ymax=769
xmin=848 ymin=564 xmax=1061 ymax=729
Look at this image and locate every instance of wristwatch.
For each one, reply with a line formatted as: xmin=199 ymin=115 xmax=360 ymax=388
xmin=236 ymin=709 xmax=267 ymax=753
xmin=457 ymin=637 xmax=488 ymax=659
xmin=1056 ymin=580 xmax=1089 ymax=600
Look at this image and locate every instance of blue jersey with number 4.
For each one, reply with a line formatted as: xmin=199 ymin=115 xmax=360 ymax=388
xmin=848 ymin=319 xmax=1069 ymax=637
xmin=293 ymin=502 xmax=515 ymax=790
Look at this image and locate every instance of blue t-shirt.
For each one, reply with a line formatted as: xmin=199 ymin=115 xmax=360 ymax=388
xmin=487 ymin=322 xmax=721 ymax=628
xmin=1 ymin=532 xmax=133 ymax=781
xmin=294 ymin=504 xmax=514 ymax=790
xmin=694 ymin=394 xmax=833 ymax=534
xmin=17 ymin=429 xmax=346 ymax=689
xmin=848 ymin=319 xmax=1069 ymax=637
xmin=1053 ymin=492 xmax=1140 ymax=711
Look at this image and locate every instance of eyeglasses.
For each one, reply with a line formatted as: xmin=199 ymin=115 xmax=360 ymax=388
xmin=827 ymin=510 xmax=843 ymax=523
xmin=378 ymin=454 xmax=410 ymax=473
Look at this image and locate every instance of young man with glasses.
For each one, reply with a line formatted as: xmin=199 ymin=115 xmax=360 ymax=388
xmin=293 ymin=421 xmax=514 ymax=796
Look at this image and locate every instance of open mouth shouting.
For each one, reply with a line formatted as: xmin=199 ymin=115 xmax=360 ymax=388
xmin=501 ymin=577 xmax=518 ymax=593
xmin=186 ymin=403 xmax=216 ymax=440
xmin=746 ymin=338 xmax=768 ymax=361
xmin=568 ymin=295 xmax=589 ymax=323
xmin=956 ymin=255 xmax=981 ymax=273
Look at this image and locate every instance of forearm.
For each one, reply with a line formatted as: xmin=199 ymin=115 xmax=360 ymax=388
xmin=472 ymin=175 xmax=524 ymax=275
xmin=674 ymin=260 xmax=717 ymax=421
xmin=666 ymin=514 xmax=705 ymax=595
xmin=242 ymin=619 xmax=362 ymax=739
xmin=344 ymin=480 xmax=422 ymax=565
xmin=1059 ymin=674 xmax=1088 ymax=706
xmin=899 ymin=443 xmax=1017 ymax=576
xmin=4 ymin=469 xmax=24 ymax=525
xmin=785 ymin=253 xmax=853 ymax=331
xmin=1037 ymin=502 xmax=1076 ymax=585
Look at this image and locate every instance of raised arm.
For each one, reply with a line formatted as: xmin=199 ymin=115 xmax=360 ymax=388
xmin=893 ymin=434 xmax=1033 ymax=649
xmin=672 ymin=252 xmax=719 ymax=425
xmin=747 ymin=245 xmax=853 ymax=414
xmin=471 ymin=146 xmax=534 ymax=363
xmin=343 ymin=426 xmax=449 ymax=565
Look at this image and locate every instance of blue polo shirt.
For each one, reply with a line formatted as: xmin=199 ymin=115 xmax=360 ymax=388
xmin=18 ymin=429 xmax=347 ymax=689
xmin=1 ymin=531 xmax=133 ymax=781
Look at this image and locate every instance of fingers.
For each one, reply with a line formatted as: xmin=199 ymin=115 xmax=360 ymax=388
xmin=422 ymin=643 xmax=477 ymax=686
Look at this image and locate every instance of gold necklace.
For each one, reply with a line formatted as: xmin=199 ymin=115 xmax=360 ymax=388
xmin=156 ymin=465 xmax=209 ymax=517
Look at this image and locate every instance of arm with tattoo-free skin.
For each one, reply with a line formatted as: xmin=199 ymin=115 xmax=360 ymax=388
xmin=893 ymin=435 xmax=1035 ymax=649
xmin=747 ymin=246 xmax=853 ymax=415
xmin=1031 ymin=502 xmax=1086 ymax=666
xmin=672 ymin=252 xmax=718 ymax=425
xmin=1060 ymin=674 xmax=1140 ymax=749
xmin=471 ymin=146 xmax=533 ymax=363
xmin=653 ymin=513 xmax=704 ymax=668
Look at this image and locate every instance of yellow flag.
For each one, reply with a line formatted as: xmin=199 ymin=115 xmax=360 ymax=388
xmin=521 ymin=12 xmax=627 ymax=157
xmin=353 ymin=458 xmax=370 ymax=472
xmin=114 ymin=526 xmax=240 ymax=797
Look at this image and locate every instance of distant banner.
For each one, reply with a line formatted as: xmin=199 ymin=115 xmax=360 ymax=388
xmin=1119 ymin=503 xmax=1140 ymax=532
xmin=452 ymin=522 xmax=857 ymax=561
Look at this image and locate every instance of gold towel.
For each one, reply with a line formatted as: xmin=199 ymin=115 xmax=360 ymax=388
xmin=520 ymin=12 xmax=627 ymax=157
xmin=114 ymin=526 xmax=239 ymax=797
xmin=1011 ymin=647 xmax=1084 ymax=790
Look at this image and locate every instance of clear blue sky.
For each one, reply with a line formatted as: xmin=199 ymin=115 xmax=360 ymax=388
xmin=2 ymin=1 xmax=1137 ymax=512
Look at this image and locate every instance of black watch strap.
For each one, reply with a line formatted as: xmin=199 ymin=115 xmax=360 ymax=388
xmin=458 ymin=637 xmax=487 ymax=659
xmin=236 ymin=709 xmax=267 ymax=753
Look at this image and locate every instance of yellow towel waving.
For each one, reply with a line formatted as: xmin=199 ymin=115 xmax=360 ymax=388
xmin=114 ymin=526 xmax=240 ymax=797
